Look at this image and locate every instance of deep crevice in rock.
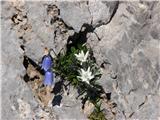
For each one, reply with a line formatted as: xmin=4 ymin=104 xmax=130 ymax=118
xmin=106 ymin=92 xmax=111 ymax=100
xmin=22 ymin=55 xmax=44 ymax=83
xmin=23 ymin=55 xmax=29 ymax=69
xmin=52 ymin=95 xmax=62 ymax=106
xmin=20 ymin=45 xmax=25 ymax=51
xmin=23 ymin=56 xmax=30 ymax=82
xmin=52 ymin=81 xmax=63 ymax=95
xmin=66 ymin=23 xmax=94 ymax=52
xmin=23 ymin=74 xmax=30 ymax=82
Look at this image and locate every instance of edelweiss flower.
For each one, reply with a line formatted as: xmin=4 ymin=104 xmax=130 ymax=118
xmin=77 ymin=67 xmax=94 ymax=84
xmin=75 ymin=50 xmax=89 ymax=64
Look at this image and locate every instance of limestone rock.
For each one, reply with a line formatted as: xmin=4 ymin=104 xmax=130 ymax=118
xmin=1 ymin=1 xmax=160 ymax=120
xmin=57 ymin=1 xmax=91 ymax=32
xmin=1 ymin=2 xmax=55 ymax=120
xmin=89 ymin=1 xmax=160 ymax=119
xmin=57 ymin=1 xmax=119 ymax=32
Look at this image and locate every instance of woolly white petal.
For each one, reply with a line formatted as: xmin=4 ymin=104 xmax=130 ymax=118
xmin=84 ymin=51 xmax=89 ymax=61
xmin=77 ymin=76 xmax=82 ymax=80
xmin=81 ymin=51 xmax=85 ymax=56
xmin=87 ymin=67 xmax=90 ymax=73
xmin=75 ymin=54 xmax=79 ymax=57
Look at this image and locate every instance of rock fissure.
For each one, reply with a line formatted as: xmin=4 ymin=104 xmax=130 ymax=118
xmin=2 ymin=1 xmax=160 ymax=120
xmin=94 ymin=1 xmax=119 ymax=28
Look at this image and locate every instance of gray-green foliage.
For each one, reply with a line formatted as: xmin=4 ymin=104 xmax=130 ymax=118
xmin=53 ymin=44 xmax=88 ymax=86
xmin=88 ymin=102 xmax=106 ymax=120
xmin=53 ymin=44 xmax=106 ymax=119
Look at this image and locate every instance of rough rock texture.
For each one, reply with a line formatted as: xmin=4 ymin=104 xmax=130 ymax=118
xmin=57 ymin=1 xmax=92 ymax=32
xmin=52 ymin=85 xmax=87 ymax=120
xmin=1 ymin=1 xmax=56 ymax=120
xmin=57 ymin=1 xmax=119 ymax=32
xmin=1 ymin=1 xmax=160 ymax=120
xmin=88 ymin=1 xmax=160 ymax=119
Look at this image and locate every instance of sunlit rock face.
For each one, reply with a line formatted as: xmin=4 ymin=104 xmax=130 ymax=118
xmin=1 ymin=1 xmax=160 ymax=120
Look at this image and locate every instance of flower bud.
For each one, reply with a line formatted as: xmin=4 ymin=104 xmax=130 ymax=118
xmin=43 ymin=70 xmax=54 ymax=86
xmin=41 ymin=55 xmax=52 ymax=72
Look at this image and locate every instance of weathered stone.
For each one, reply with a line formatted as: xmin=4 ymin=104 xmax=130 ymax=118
xmin=1 ymin=1 xmax=160 ymax=120
xmin=89 ymin=1 xmax=119 ymax=28
xmin=1 ymin=2 xmax=55 ymax=120
xmin=52 ymin=85 xmax=87 ymax=120
xmin=90 ymin=1 xmax=160 ymax=119
xmin=57 ymin=1 xmax=91 ymax=32
xmin=57 ymin=1 xmax=118 ymax=32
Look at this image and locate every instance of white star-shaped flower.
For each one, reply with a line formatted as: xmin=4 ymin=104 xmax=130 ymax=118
xmin=75 ymin=50 xmax=89 ymax=64
xmin=77 ymin=67 xmax=94 ymax=84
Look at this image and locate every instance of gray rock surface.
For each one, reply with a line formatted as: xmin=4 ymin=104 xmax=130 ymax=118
xmin=1 ymin=2 xmax=35 ymax=119
xmin=88 ymin=1 xmax=160 ymax=119
xmin=1 ymin=1 xmax=55 ymax=120
xmin=52 ymin=85 xmax=87 ymax=120
xmin=57 ymin=1 xmax=91 ymax=32
xmin=1 ymin=1 xmax=160 ymax=120
xmin=57 ymin=1 xmax=119 ymax=32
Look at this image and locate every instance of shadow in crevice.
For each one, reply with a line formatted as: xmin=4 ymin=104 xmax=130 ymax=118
xmin=52 ymin=80 xmax=63 ymax=95
xmin=66 ymin=24 xmax=94 ymax=53
xmin=81 ymin=96 xmax=88 ymax=109
xmin=23 ymin=73 xmax=30 ymax=82
xmin=52 ymin=95 xmax=62 ymax=106
xmin=23 ymin=55 xmax=29 ymax=69
xmin=105 ymin=92 xmax=111 ymax=100
xmin=23 ymin=55 xmax=44 ymax=75
xmin=23 ymin=55 xmax=44 ymax=83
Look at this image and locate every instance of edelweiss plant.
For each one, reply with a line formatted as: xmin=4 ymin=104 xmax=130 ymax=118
xmin=53 ymin=43 xmax=106 ymax=119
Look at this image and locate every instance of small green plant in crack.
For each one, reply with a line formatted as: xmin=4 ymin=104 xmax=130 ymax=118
xmin=53 ymin=43 xmax=106 ymax=119
xmin=88 ymin=102 xmax=106 ymax=120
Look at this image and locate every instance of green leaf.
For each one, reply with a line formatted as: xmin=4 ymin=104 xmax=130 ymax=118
xmin=71 ymin=47 xmax=76 ymax=53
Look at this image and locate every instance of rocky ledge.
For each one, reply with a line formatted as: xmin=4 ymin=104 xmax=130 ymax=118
xmin=1 ymin=1 xmax=160 ymax=120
